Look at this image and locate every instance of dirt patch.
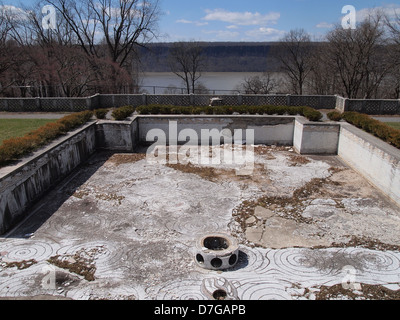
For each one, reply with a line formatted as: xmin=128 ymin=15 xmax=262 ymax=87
xmin=2 ymin=148 xmax=399 ymax=300
xmin=315 ymin=283 xmax=400 ymax=300
xmin=291 ymin=167 xmax=345 ymax=200
xmin=0 ymin=259 xmax=37 ymax=270
xmin=95 ymin=192 xmax=125 ymax=205
xmin=89 ymin=293 xmax=136 ymax=301
xmin=73 ymin=188 xmax=125 ymax=205
xmin=167 ymin=163 xmax=236 ymax=182
xmin=288 ymin=154 xmax=311 ymax=167
xmin=293 ymin=176 xmax=342 ymax=200
xmin=106 ymin=153 xmax=146 ymax=166
xmin=47 ymin=247 xmax=103 ymax=281
xmin=232 ymin=169 xmax=345 ymax=232
xmin=253 ymin=146 xmax=278 ymax=159
xmin=231 ymin=162 xmax=400 ymax=249
xmin=326 ymin=236 xmax=400 ymax=252
xmin=73 ymin=190 xmax=90 ymax=199
xmin=233 ymin=196 xmax=312 ymax=232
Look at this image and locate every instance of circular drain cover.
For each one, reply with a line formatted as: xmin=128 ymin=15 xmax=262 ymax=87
xmin=195 ymin=233 xmax=239 ymax=270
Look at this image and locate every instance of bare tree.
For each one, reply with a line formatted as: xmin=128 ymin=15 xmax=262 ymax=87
xmin=168 ymin=42 xmax=190 ymax=94
xmin=306 ymin=43 xmax=339 ymax=95
xmin=30 ymin=0 xmax=161 ymax=94
xmin=385 ymin=8 xmax=400 ymax=46
xmin=325 ymin=13 xmax=390 ymax=99
xmin=4 ymin=2 xmax=95 ymax=97
xmin=273 ymin=29 xmax=313 ymax=95
xmin=168 ymin=41 xmax=207 ymax=94
xmin=384 ymin=9 xmax=400 ymax=98
xmin=238 ymin=73 xmax=280 ymax=94
xmin=0 ymin=5 xmax=16 ymax=94
xmin=43 ymin=0 xmax=160 ymax=65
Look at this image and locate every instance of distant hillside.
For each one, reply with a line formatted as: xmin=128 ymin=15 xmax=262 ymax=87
xmin=138 ymin=42 xmax=282 ymax=72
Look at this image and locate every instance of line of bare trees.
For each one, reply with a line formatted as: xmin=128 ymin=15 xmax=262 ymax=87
xmin=2 ymin=3 xmax=400 ymax=99
xmin=240 ymin=11 xmax=400 ymax=99
xmin=0 ymin=0 xmax=160 ymax=97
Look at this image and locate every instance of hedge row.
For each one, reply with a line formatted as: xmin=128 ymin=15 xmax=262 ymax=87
xmin=134 ymin=105 xmax=323 ymax=122
xmin=94 ymin=109 xmax=109 ymax=119
xmin=111 ymin=106 xmax=135 ymax=121
xmin=0 ymin=111 xmax=93 ymax=167
xmin=328 ymin=111 xmax=400 ymax=149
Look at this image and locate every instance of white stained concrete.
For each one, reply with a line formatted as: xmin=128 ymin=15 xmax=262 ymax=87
xmin=2 ymin=115 xmax=400 ymax=237
xmin=249 ymin=123 xmax=293 ymax=145
xmin=294 ymin=118 xmax=340 ymax=155
xmin=138 ymin=116 xmax=296 ymax=146
xmin=0 ymin=123 xmax=97 ymax=235
xmin=338 ymin=124 xmax=400 ymax=207
xmin=0 ymin=149 xmax=399 ymax=300
xmin=95 ymin=119 xmax=136 ymax=152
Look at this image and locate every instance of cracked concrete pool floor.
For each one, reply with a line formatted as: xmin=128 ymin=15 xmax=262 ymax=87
xmin=1 ymin=145 xmax=400 ymax=300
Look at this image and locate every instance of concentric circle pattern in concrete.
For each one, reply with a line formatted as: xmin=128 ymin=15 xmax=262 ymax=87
xmin=1 ymin=146 xmax=399 ymax=300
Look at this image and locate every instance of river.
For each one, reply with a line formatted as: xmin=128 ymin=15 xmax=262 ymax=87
xmin=140 ymin=72 xmax=265 ymax=94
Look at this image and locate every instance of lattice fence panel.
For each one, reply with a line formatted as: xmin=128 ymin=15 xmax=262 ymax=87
xmin=98 ymin=95 xmax=114 ymax=109
xmin=1 ymin=94 xmax=398 ymax=114
xmin=242 ymin=95 xmax=264 ymax=105
xmin=40 ymin=98 xmax=87 ymax=112
xmin=20 ymin=99 xmax=38 ymax=111
xmin=112 ymin=95 xmax=129 ymax=108
xmin=380 ymin=101 xmax=399 ymax=115
xmin=4 ymin=99 xmax=24 ymax=112
xmin=152 ymin=95 xmax=191 ymax=106
xmin=318 ymin=96 xmax=337 ymax=109
xmin=70 ymin=99 xmax=88 ymax=111
xmin=95 ymin=94 xmax=144 ymax=108
xmin=338 ymin=96 xmax=400 ymax=115
xmin=146 ymin=95 xmax=160 ymax=105
xmin=220 ymin=95 xmax=240 ymax=106
xmin=265 ymin=95 xmax=287 ymax=106
xmin=289 ymin=96 xmax=318 ymax=107
xmin=127 ymin=95 xmax=146 ymax=107
xmin=147 ymin=95 xmax=161 ymax=105
xmin=363 ymin=100 xmax=382 ymax=115
xmin=0 ymin=98 xmax=38 ymax=112
xmin=192 ymin=95 xmax=212 ymax=106
xmin=347 ymin=100 xmax=365 ymax=112
xmin=40 ymin=99 xmax=61 ymax=112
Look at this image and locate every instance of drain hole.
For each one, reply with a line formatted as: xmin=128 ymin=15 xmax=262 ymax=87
xmin=213 ymin=289 xmax=227 ymax=300
xmin=211 ymin=258 xmax=223 ymax=268
xmin=204 ymin=237 xmax=229 ymax=251
xmin=196 ymin=254 xmax=204 ymax=264
xmin=229 ymin=254 xmax=237 ymax=266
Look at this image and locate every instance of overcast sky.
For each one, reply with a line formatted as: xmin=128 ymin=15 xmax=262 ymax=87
xmin=3 ymin=0 xmax=400 ymax=42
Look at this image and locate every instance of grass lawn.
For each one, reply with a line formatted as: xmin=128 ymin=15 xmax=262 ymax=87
xmin=0 ymin=119 xmax=56 ymax=145
xmin=385 ymin=122 xmax=400 ymax=131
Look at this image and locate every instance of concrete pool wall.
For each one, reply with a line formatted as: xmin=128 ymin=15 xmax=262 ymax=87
xmin=0 ymin=115 xmax=399 ymax=234
xmin=0 ymin=122 xmax=96 ymax=234
xmin=338 ymin=123 xmax=400 ymax=207
xmin=137 ymin=116 xmax=296 ymax=146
